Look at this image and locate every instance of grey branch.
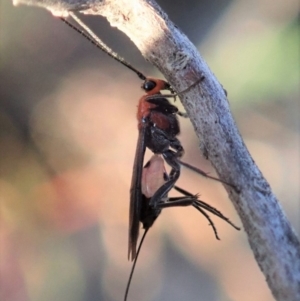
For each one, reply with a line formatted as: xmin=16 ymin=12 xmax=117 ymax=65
xmin=13 ymin=0 xmax=300 ymax=300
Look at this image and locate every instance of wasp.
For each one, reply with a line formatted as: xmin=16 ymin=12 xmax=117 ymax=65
xmin=60 ymin=13 xmax=239 ymax=301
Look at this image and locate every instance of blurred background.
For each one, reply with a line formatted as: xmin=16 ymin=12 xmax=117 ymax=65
xmin=1 ymin=0 xmax=299 ymax=300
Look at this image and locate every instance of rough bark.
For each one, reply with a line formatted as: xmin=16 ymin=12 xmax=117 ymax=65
xmin=12 ymin=0 xmax=300 ymax=300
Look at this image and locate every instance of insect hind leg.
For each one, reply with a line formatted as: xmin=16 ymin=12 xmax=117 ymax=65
xmin=148 ymin=150 xmax=181 ymax=208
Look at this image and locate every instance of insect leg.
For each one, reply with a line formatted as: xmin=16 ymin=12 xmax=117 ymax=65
xmin=173 ymin=185 xmax=240 ymax=231
xmin=148 ymin=149 xmax=181 ymax=208
xmin=179 ymin=160 xmax=238 ymax=191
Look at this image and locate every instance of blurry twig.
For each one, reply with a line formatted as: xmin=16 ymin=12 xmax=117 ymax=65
xmin=13 ymin=0 xmax=300 ymax=300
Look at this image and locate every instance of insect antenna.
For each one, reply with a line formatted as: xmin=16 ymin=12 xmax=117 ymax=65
xmin=59 ymin=12 xmax=147 ymax=81
xmin=124 ymin=228 xmax=149 ymax=301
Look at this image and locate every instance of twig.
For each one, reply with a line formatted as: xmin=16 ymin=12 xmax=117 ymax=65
xmin=12 ymin=0 xmax=300 ymax=300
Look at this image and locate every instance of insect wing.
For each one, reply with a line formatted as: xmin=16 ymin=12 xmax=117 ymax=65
xmin=128 ymin=124 xmax=147 ymax=261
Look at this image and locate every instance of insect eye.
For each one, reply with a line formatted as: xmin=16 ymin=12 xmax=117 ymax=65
xmin=142 ymin=80 xmax=156 ymax=92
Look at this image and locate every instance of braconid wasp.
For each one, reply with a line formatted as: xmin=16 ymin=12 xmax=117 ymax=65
xmin=60 ymin=13 xmax=240 ymax=301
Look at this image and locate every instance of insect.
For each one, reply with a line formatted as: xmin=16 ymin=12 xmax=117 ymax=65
xmin=125 ymin=154 xmax=240 ymax=301
xmin=59 ymin=13 xmax=239 ymax=300
xmin=59 ymin=12 xmax=232 ymax=245
xmin=128 ymin=75 xmax=236 ymax=260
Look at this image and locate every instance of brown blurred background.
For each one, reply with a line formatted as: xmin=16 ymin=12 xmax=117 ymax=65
xmin=1 ymin=0 xmax=299 ymax=301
